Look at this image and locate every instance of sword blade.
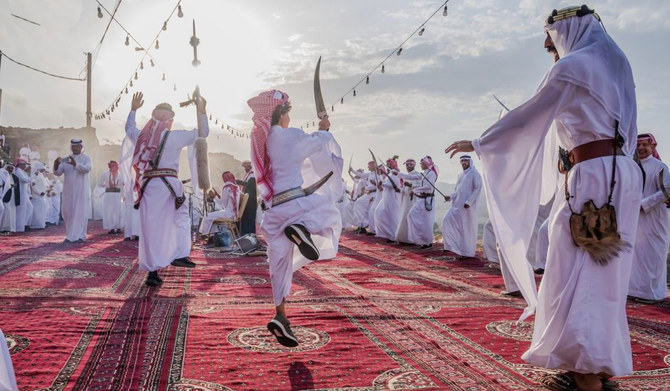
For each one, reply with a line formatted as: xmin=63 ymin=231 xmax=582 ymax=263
xmin=314 ymin=57 xmax=327 ymax=119
xmin=493 ymin=94 xmax=511 ymax=112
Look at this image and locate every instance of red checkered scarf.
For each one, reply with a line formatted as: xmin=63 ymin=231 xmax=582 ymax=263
xmin=638 ymin=133 xmax=661 ymax=160
xmin=131 ymin=108 xmax=175 ymax=194
xmin=421 ymin=156 xmax=439 ymax=178
xmin=247 ymin=90 xmax=289 ymax=204
xmin=221 ymin=171 xmax=239 ymax=216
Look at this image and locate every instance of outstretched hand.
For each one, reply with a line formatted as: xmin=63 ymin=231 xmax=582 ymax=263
xmin=445 ymin=140 xmax=474 ymax=158
xmin=318 ymin=115 xmax=330 ymax=131
xmin=131 ymin=92 xmax=144 ymax=111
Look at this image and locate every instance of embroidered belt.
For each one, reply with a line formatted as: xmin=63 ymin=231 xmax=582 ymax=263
xmin=415 ymin=192 xmax=434 ymax=199
xmin=272 ymin=171 xmax=334 ymax=207
xmin=105 ymin=188 xmax=121 ymax=193
xmin=142 ymin=168 xmax=177 ymax=180
xmin=569 ymin=139 xmax=623 ymax=165
xmin=366 ymin=190 xmax=377 ymax=194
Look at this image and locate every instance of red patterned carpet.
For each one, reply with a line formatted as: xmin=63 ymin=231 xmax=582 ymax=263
xmin=1 ymin=222 xmax=668 ymax=390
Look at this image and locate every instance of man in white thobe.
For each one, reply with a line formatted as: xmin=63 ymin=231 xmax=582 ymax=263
xmin=29 ymin=162 xmax=49 ymax=229
xmin=373 ymin=159 xmax=401 ymax=241
xmin=98 ymin=161 xmax=124 ymax=234
xmin=13 ymin=160 xmax=32 ymax=233
xmin=628 ymin=133 xmax=670 ymax=303
xmin=125 ymin=92 xmax=208 ymax=286
xmin=0 ymin=163 xmax=18 ymax=233
xmin=407 ymin=156 xmax=438 ymax=249
xmin=482 ymin=220 xmax=499 ymax=263
xmin=0 ymin=161 xmax=9 ymax=229
xmin=248 ymin=90 xmax=342 ymax=348
xmin=199 ymin=171 xmax=240 ymax=234
xmin=54 ymin=139 xmax=92 ymax=243
xmin=119 ymin=134 xmax=140 ymax=241
xmin=350 ymin=162 xmax=378 ymax=234
xmin=46 ymin=173 xmax=62 ymax=226
xmin=445 ymin=7 xmax=641 ymax=389
xmin=442 ymin=155 xmax=482 ymax=258
xmin=396 ymin=159 xmax=422 ymax=244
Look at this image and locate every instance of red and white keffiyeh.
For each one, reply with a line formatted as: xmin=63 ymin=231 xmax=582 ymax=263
xmin=638 ymin=133 xmax=661 ymax=160
xmin=221 ymin=171 xmax=240 ymax=217
xmin=247 ymin=90 xmax=289 ymax=204
xmin=421 ymin=156 xmax=439 ymax=178
xmin=131 ymin=107 xmax=175 ymax=194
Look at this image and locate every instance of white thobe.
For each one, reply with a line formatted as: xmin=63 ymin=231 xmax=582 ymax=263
xmin=0 ymin=329 xmax=18 ymax=391
xmin=535 ymin=218 xmax=549 ymax=270
xmin=98 ymin=171 xmax=124 ymax=230
xmin=395 ymin=171 xmax=422 ymax=243
xmin=352 ymin=171 xmax=377 ymax=228
xmin=368 ymin=180 xmax=382 ymax=234
xmin=441 ymin=167 xmax=482 ymax=257
xmin=54 ymin=153 xmax=92 ymax=241
xmin=373 ymin=172 xmax=401 ymax=240
xmin=407 ymin=170 xmax=438 ymax=246
xmin=47 ymin=180 xmax=63 ymax=225
xmin=482 ymin=220 xmax=498 ymax=263
xmin=629 ymin=156 xmax=670 ymax=301
xmin=199 ymin=186 xmax=240 ymax=234
xmin=1 ymin=173 xmax=17 ymax=232
xmin=335 ymin=184 xmax=351 ymax=229
xmin=126 ymin=111 xmax=209 ymax=271
xmin=13 ymin=168 xmax=32 ymax=232
xmin=29 ymin=173 xmax=49 ymax=229
xmin=0 ymin=169 xmax=9 ymax=228
xmin=474 ymin=79 xmax=641 ymax=375
xmin=261 ymin=125 xmax=343 ymax=306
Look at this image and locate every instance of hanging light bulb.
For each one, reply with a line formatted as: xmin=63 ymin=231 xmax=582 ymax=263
xmin=125 ymin=87 xmax=128 ymax=94
xmin=97 ymin=6 xmax=103 ymax=18
xmin=150 ymin=59 xmax=155 ymax=67
xmin=419 ymin=27 xmax=425 ymax=36
xmin=155 ymin=40 xmax=160 ymax=49
xmin=341 ymin=97 xmax=344 ymax=104
xmin=134 ymin=72 xmax=138 ymax=80
xmin=312 ymin=121 xmax=315 ymax=126
xmin=162 ymin=73 xmax=166 ymax=81
xmin=140 ymin=61 xmax=144 ymax=70
xmin=215 ymin=119 xmax=218 ymax=125
xmin=178 ymin=5 xmax=184 ymax=18
xmin=366 ymin=76 xmax=370 ymax=84
xmin=209 ymin=114 xmax=212 ymax=120
xmin=129 ymin=80 xmax=133 ymax=87
xmin=173 ymin=84 xmax=177 ymax=91
xmin=163 ymin=21 xmax=168 ymax=31
xmin=125 ymin=35 xmax=130 ymax=46
xmin=353 ymin=89 xmax=357 ymax=97
xmin=381 ymin=64 xmax=385 ymax=73
xmin=332 ymin=105 xmax=334 ymax=112
xmin=443 ymin=5 xmax=448 ymax=16
xmin=397 ymin=48 xmax=402 ymax=56
xmin=111 ymin=106 xmax=115 ymax=112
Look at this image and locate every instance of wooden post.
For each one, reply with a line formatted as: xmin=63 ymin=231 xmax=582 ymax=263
xmin=86 ymin=52 xmax=92 ymax=128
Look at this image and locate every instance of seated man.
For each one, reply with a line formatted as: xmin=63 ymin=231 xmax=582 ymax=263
xmin=199 ymin=171 xmax=241 ymax=234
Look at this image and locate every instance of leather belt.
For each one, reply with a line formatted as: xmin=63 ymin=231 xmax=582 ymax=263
xmin=272 ymin=171 xmax=334 ymax=207
xmin=415 ymin=192 xmax=434 ymax=199
xmin=105 ymin=188 xmax=121 ymax=193
xmin=142 ymin=168 xmax=177 ymax=179
xmin=569 ymin=139 xmax=623 ymax=165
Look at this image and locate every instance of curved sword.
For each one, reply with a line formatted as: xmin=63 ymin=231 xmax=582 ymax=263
xmin=368 ymin=149 xmax=399 ymax=191
xmin=493 ymin=94 xmax=510 ymax=112
xmin=314 ymin=57 xmax=328 ymax=119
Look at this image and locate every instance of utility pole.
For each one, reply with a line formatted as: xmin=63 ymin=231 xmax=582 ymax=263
xmin=86 ymin=52 xmax=92 ymax=128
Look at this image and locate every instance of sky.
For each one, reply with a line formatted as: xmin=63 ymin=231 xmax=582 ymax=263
xmin=0 ymin=0 xmax=669 ymax=184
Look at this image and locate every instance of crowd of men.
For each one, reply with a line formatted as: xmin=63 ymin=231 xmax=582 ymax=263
xmin=0 ymin=5 xmax=668 ymax=390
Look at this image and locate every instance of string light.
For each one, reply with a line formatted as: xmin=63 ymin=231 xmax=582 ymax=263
xmin=150 ymin=59 xmax=155 ymax=67
xmin=366 ymin=76 xmax=370 ymax=84
xmin=155 ymin=40 xmax=160 ymax=49
xmin=129 ymin=80 xmax=133 ymax=87
xmin=341 ymin=97 xmax=344 ymax=104
xmin=419 ymin=27 xmax=425 ymax=36
xmin=162 ymin=21 xmax=168 ymax=31
xmin=443 ymin=5 xmax=448 ymax=16
xmin=134 ymin=72 xmax=138 ymax=80
xmin=125 ymin=87 xmax=128 ymax=94
xmin=353 ymin=89 xmax=356 ymax=97
xmin=381 ymin=64 xmax=385 ymax=73
xmin=162 ymin=73 xmax=166 ymax=81
xmin=178 ymin=5 xmax=184 ymax=18
xmin=97 ymin=6 xmax=103 ymax=18
xmin=125 ymin=35 xmax=129 ymax=46
xmin=397 ymin=47 xmax=403 ymax=56
xmin=140 ymin=61 xmax=144 ymax=70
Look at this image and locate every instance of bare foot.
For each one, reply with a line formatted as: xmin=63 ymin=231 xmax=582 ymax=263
xmin=573 ymin=372 xmax=602 ymax=391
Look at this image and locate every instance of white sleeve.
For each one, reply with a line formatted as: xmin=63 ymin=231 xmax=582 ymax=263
xmin=125 ymin=111 xmax=141 ymax=142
